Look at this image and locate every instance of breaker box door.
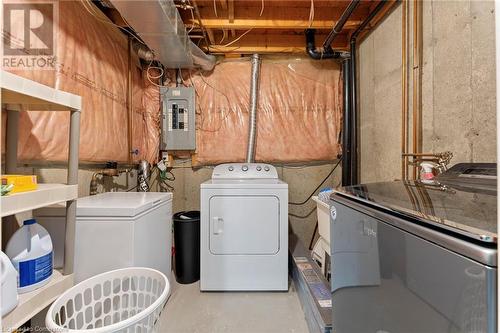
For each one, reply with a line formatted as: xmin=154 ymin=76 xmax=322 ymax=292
xmin=209 ymin=196 xmax=280 ymax=255
xmin=161 ymin=86 xmax=196 ymax=150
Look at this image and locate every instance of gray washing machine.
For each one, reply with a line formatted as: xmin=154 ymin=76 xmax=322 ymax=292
xmin=329 ymin=163 xmax=497 ymax=333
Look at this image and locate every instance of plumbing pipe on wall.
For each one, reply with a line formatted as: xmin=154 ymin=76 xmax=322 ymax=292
xmin=305 ymin=29 xmax=340 ymax=60
xmin=401 ymin=0 xmax=410 ymax=180
xmin=127 ymin=37 xmax=134 ymax=164
xmin=412 ymin=0 xmax=423 ymax=179
xmin=246 ymin=54 xmax=261 ymax=163
xmin=305 ymin=0 xmax=360 ymax=60
xmin=322 ymin=0 xmax=361 ymax=49
xmin=341 ymin=58 xmax=352 ymax=186
xmin=347 ymin=0 xmax=388 ymax=185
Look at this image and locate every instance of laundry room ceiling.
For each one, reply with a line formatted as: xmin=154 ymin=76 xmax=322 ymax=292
xmin=177 ymin=0 xmax=397 ymax=55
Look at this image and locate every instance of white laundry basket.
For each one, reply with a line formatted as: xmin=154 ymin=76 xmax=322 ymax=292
xmin=46 ymin=268 xmax=169 ymax=333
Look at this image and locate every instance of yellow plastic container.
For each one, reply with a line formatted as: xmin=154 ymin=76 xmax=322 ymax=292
xmin=1 ymin=175 xmax=38 ymax=194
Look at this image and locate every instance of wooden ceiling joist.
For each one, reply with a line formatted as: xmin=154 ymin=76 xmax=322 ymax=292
xmin=228 ymin=0 xmax=235 ymax=23
xmin=228 ymin=0 xmax=235 ymax=37
xmin=179 ymin=0 xmax=392 ymax=54
xmin=206 ymin=32 xmax=348 ymax=54
xmin=187 ymin=18 xmax=363 ymax=30
xmin=218 ymin=0 xmax=228 ymax=10
xmin=185 ymin=5 xmax=368 ymax=30
xmin=194 ymin=0 xmax=369 ymax=9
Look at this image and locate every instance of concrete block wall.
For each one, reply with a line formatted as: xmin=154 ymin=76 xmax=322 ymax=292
xmin=10 ymin=162 xmax=339 ymax=248
xmin=359 ymin=1 xmax=496 ymax=183
xmin=155 ymin=162 xmax=341 ymax=247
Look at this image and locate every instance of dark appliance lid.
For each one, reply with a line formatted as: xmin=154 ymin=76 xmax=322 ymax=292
xmin=333 ymin=179 xmax=497 ymax=244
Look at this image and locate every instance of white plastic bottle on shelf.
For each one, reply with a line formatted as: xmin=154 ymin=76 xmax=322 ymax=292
xmin=0 ymin=250 xmax=18 ymax=316
xmin=6 ymin=219 xmax=53 ymax=294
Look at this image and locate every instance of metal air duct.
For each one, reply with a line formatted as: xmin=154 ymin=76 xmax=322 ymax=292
xmin=110 ymin=0 xmax=216 ymax=70
xmin=246 ymin=54 xmax=261 ymax=163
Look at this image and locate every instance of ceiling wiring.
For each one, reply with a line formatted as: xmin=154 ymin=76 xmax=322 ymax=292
xmin=308 ymin=0 xmax=315 ymax=28
xmin=79 ymin=0 xmax=147 ymax=48
xmin=188 ymin=70 xmax=233 ymax=133
xmin=210 ymin=0 xmax=263 ymax=48
xmin=219 ymin=29 xmax=228 ymax=44
xmin=187 ymin=4 xmax=196 ymax=34
xmin=213 ymin=0 xmax=218 ymax=17
xmin=221 ymin=28 xmax=253 ymax=47
xmin=146 ymin=60 xmax=165 ymax=88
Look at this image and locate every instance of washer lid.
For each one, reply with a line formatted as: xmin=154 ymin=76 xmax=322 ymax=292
xmin=332 ymin=180 xmax=497 ymax=244
xmin=77 ymin=192 xmax=172 ymax=217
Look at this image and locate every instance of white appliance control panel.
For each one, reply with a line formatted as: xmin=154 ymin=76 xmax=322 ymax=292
xmin=212 ymin=163 xmax=278 ymax=179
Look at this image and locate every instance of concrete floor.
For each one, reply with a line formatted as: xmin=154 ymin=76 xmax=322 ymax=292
xmin=158 ymin=279 xmax=309 ymax=333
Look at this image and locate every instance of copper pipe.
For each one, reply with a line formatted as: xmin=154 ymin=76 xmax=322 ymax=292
xmin=401 ymin=0 xmax=409 ymax=180
xmin=411 ymin=0 xmax=423 ymax=179
xmin=127 ymin=37 xmax=133 ymax=163
xmin=402 ymin=152 xmax=442 ymax=157
xmin=90 ymin=169 xmax=131 ymax=195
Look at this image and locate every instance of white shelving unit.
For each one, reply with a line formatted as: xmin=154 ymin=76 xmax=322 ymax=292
xmin=1 ymin=184 xmax=78 ymax=218
xmin=1 ymin=70 xmax=81 ymax=332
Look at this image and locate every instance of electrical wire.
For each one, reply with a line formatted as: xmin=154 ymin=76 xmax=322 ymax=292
xmin=219 ymin=29 xmax=227 ymax=44
xmin=288 ymin=158 xmax=342 ymax=205
xmin=260 ymin=0 xmax=265 ymax=16
xmin=146 ymin=60 xmax=165 ymax=88
xmin=79 ymin=0 xmax=147 ymax=47
xmin=289 ymin=207 xmax=317 ymax=219
xmin=159 ymin=168 xmax=176 ymax=192
xmin=187 ymin=5 xmax=196 ymax=34
xmin=220 ymin=28 xmax=253 ymax=47
xmin=213 ymin=0 xmax=218 ymax=17
xmin=188 ymin=70 xmax=233 ymax=133
xmin=308 ymin=0 xmax=315 ymax=28
xmin=126 ymin=172 xmax=147 ymax=192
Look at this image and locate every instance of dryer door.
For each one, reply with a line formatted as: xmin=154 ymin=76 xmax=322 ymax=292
xmin=209 ymin=196 xmax=280 ymax=255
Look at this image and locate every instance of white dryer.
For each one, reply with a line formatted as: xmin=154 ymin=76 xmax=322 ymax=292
xmin=200 ymin=163 xmax=288 ymax=291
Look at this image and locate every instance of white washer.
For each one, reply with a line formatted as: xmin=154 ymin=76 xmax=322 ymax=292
xmin=200 ymin=163 xmax=288 ymax=291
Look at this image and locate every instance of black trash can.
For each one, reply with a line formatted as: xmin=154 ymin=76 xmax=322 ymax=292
xmin=173 ymin=211 xmax=200 ymax=284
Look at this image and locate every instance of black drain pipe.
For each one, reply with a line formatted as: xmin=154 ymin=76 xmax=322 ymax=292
xmin=305 ymin=0 xmax=360 ymax=60
xmin=341 ymin=57 xmax=352 ymax=186
xmin=322 ymin=0 xmax=360 ymax=50
xmin=305 ymin=29 xmax=340 ymax=60
xmin=345 ymin=0 xmax=389 ymax=185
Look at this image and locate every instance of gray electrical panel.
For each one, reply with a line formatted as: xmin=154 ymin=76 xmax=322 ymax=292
xmin=161 ymin=86 xmax=196 ymax=150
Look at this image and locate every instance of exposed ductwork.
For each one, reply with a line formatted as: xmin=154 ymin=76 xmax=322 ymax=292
xmin=110 ymin=0 xmax=216 ymax=71
xmin=246 ymin=54 xmax=261 ymax=163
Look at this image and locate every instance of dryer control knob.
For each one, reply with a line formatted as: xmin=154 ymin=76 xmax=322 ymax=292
xmin=228 ymin=166 xmax=234 ymax=171
xmin=256 ymin=166 xmax=262 ymax=171
xmin=242 ymin=165 xmax=249 ymax=171
xmin=264 ymin=166 xmax=270 ymax=172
